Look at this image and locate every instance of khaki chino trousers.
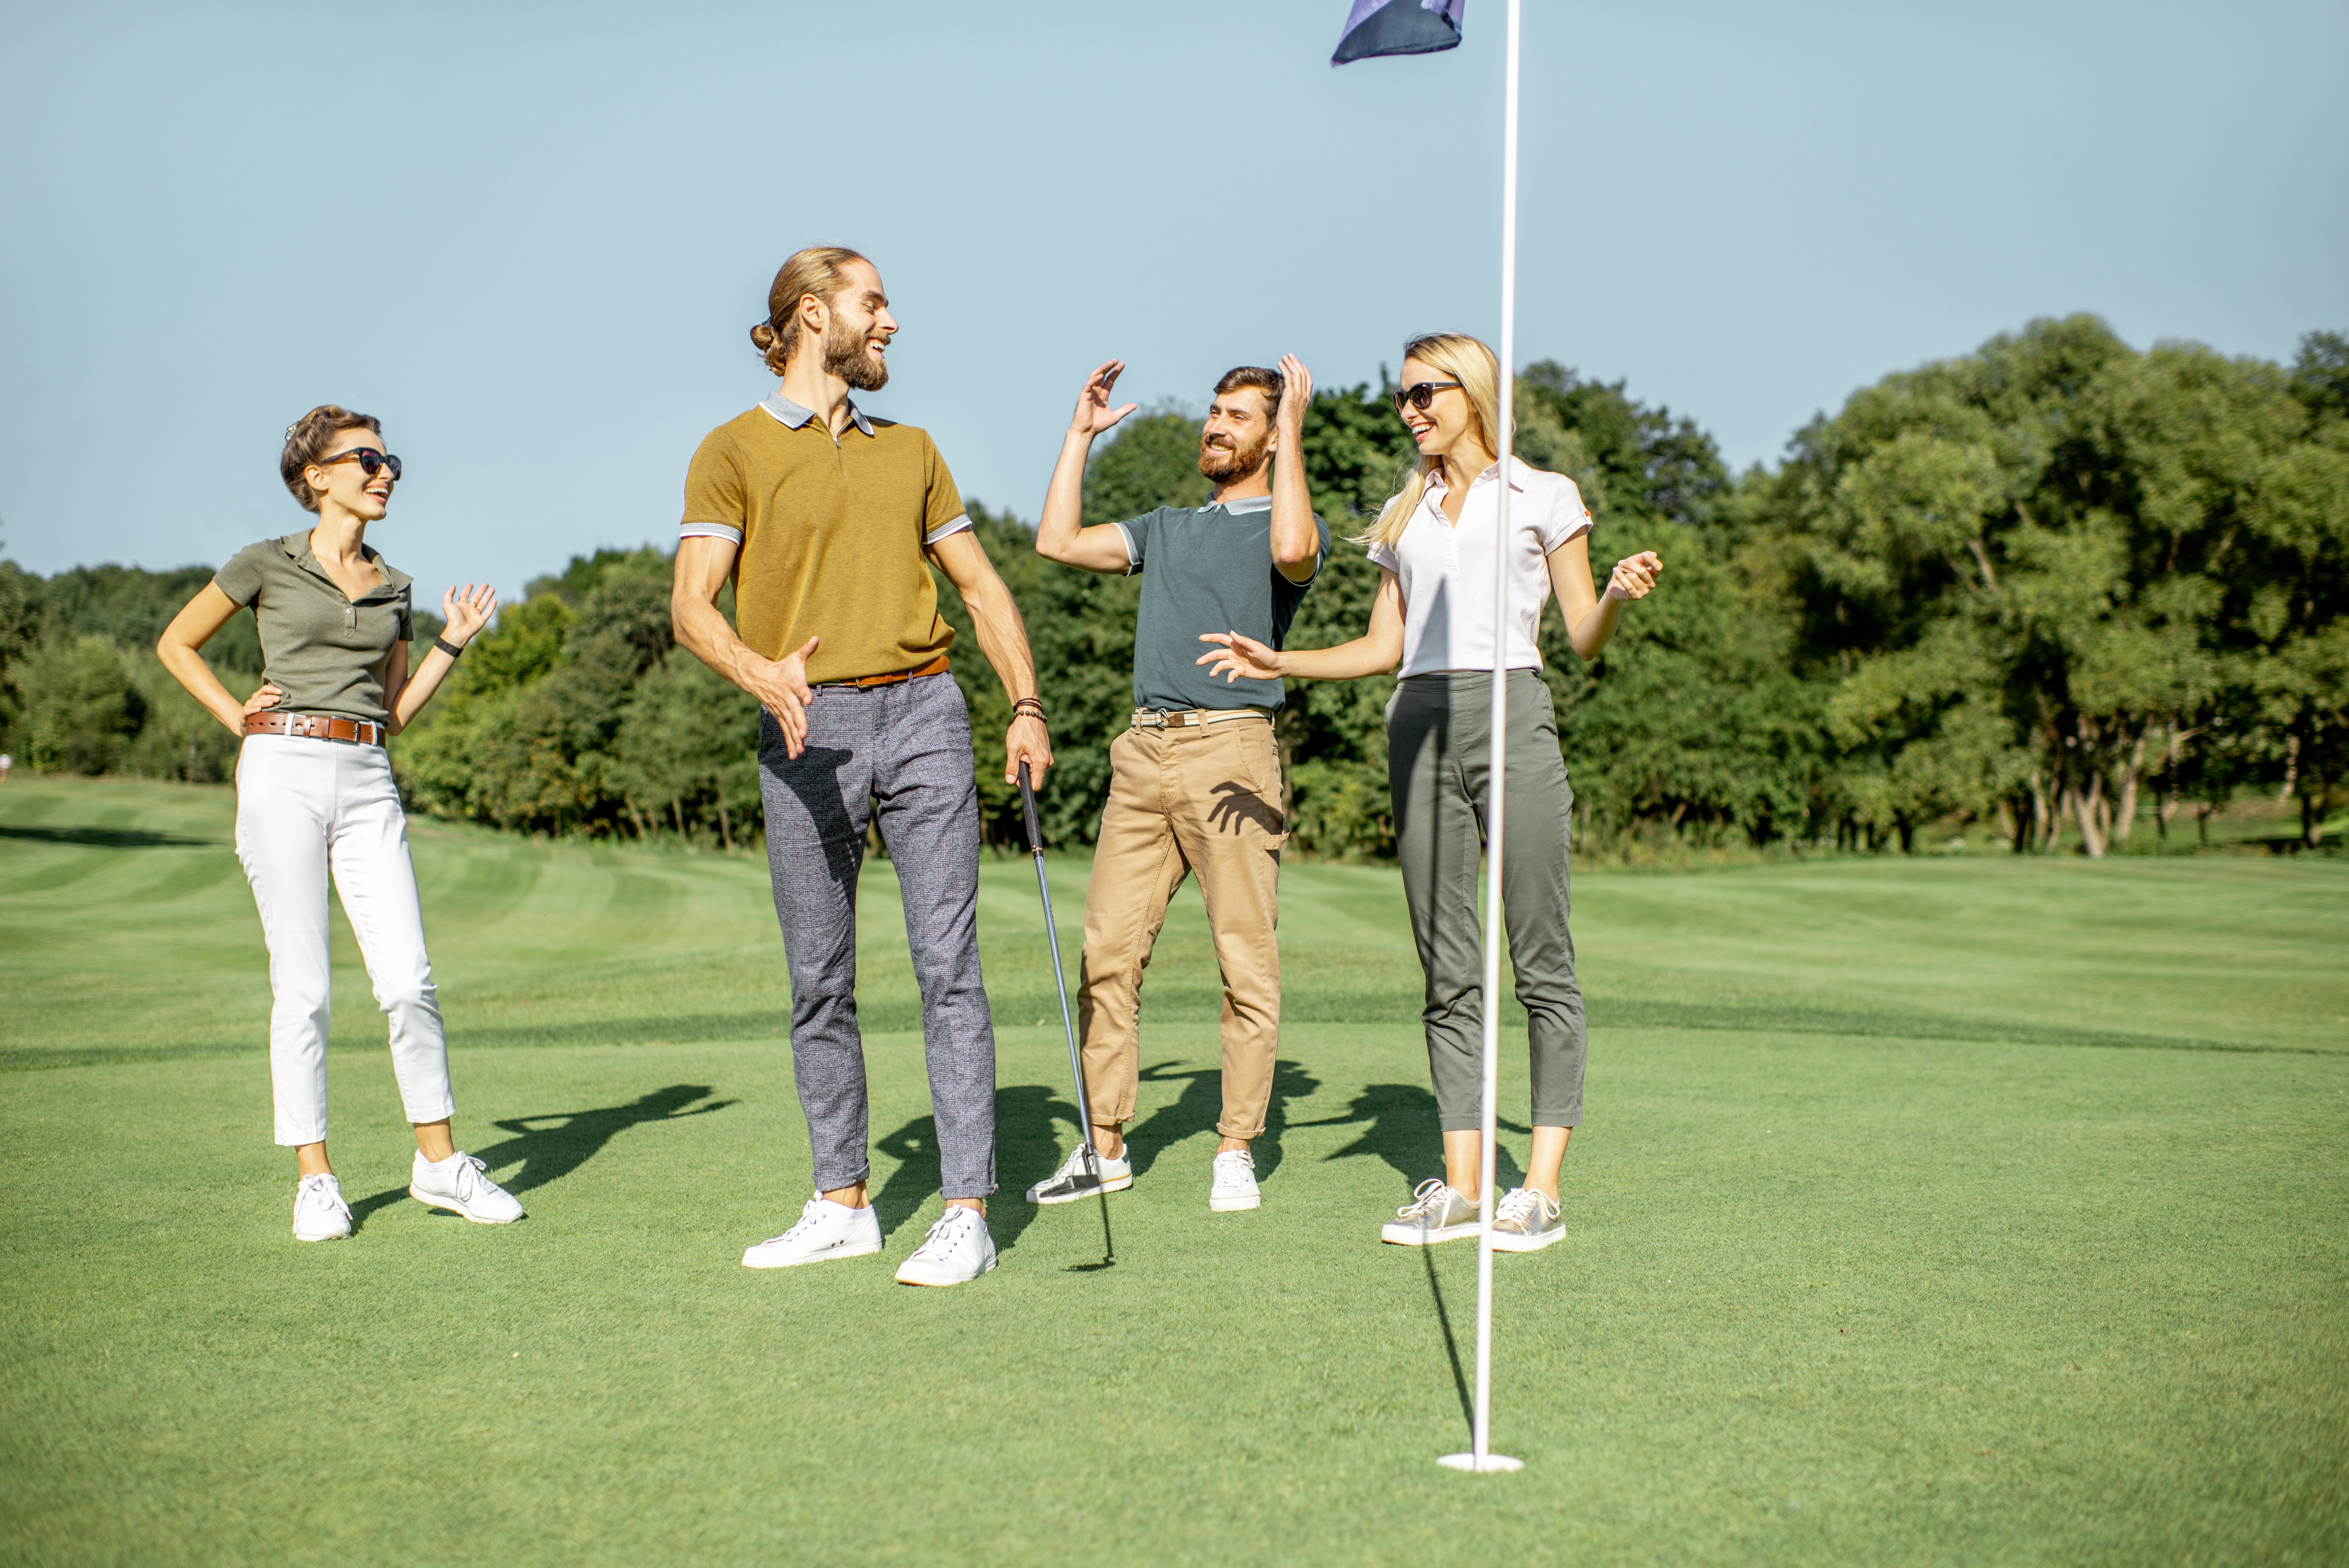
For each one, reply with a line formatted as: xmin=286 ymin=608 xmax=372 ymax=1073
xmin=1075 ymin=716 xmax=1285 ymax=1143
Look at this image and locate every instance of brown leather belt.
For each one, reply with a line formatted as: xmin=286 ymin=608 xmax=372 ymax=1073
xmin=245 ymin=712 xmax=386 ymax=746
xmin=815 ymin=652 xmax=951 ymax=690
xmin=1131 ymin=705 xmax=1272 ymax=730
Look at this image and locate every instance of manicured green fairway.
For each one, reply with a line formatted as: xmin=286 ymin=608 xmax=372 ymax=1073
xmin=3 ymin=776 xmax=2344 ymax=1565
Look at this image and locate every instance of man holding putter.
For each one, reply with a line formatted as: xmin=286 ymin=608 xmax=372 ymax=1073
xmin=1029 ymin=356 xmax=1327 ymax=1213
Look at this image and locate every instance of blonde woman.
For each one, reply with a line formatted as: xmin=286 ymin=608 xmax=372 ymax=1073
xmin=157 ymin=406 xmax=522 ymax=1242
xmin=1200 ymin=333 xmax=1660 ymax=1250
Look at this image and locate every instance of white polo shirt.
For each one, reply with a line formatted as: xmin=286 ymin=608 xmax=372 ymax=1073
xmin=1367 ymin=457 xmax=1594 ymax=678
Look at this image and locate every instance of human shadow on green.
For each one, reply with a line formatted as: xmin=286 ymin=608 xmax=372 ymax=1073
xmin=348 ymin=1083 xmax=735 ymax=1225
xmin=1294 ymin=1082 xmax=1528 ymax=1194
xmin=872 ymin=1082 xmax=1070 ymax=1257
xmin=1125 ymin=1057 xmax=1319 ymax=1183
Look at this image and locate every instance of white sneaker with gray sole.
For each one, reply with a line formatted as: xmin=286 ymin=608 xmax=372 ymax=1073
xmin=742 ymin=1197 xmax=883 ymax=1269
xmin=1380 ymin=1178 xmax=1481 ymax=1245
xmin=409 ymin=1151 xmax=524 ymax=1224
xmin=1490 ymin=1186 xmax=1564 ymax=1251
xmin=1209 ymin=1149 xmax=1262 ymax=1211
xmin=292 ymin=1173 xmax=352 ymax=1242
xmin=894 ymin=1206 xmax=998 ymax=1287
xmin=1025 ymin=1143 xmax=1133 ymax=1205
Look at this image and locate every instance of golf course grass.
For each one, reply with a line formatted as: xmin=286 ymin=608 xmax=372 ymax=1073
xmin=2 ymin=775 xmax=2344 ymax=1565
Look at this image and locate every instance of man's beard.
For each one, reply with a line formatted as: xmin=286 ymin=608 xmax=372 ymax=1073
xmin=1198 ymin=431 xmax=1269 ymax=483
xmin=823 ymin=316 xmax=889 ymax=391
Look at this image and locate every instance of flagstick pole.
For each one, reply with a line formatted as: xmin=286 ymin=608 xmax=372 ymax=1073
xmin=1441 ymin=0 xmax=1525 ymax=1480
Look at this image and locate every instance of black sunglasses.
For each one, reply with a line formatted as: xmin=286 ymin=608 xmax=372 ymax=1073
xmin=1392 ymin=380 xmax=1464 ymax=413
xmin=319 ymin=447 xmax=403 ymax=481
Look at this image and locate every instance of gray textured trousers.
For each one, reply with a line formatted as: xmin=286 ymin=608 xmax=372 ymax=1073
xmin=757 ymin=671 xmax=997 ymax=1198
xmin=1387 ymin=670 xmax=1585 ymax=1132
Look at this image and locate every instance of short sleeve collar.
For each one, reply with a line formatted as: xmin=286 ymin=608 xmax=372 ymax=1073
xmin=761 ymin=391 xmax=874 ymax=437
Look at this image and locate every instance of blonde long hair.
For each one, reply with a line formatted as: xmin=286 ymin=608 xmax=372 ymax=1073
xmin=1356 ymin=332 xmax=1508 ymax=551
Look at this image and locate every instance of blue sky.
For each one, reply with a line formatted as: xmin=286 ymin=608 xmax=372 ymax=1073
xmin=2 ymin=0 xmax=2342 ymax=599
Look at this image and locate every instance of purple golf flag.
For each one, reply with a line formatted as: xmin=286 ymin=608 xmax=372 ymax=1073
xmin=1332 ymin=0 xmax=1465 ymax=64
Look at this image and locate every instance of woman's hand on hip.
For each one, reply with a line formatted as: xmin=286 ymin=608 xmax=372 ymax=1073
xmin=1197 ymin=630 xmax=1285 ymax=683
xmin=241 ymin=683 xmax=286 ymax=719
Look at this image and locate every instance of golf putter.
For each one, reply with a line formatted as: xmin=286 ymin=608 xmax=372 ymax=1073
xmin=1019 ymin=762 xmax=1113 ymax=1265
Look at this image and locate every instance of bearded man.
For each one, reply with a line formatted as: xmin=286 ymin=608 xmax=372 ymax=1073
xmin=1028 ymin=357 xmax=1327 ymax=1214
xmin=673 ymin=245 xmax=1052 ymax=1287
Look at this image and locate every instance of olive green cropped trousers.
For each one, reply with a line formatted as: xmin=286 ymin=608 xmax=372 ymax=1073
xmin=1386 ymin=670 xmax=1585 ymax=1132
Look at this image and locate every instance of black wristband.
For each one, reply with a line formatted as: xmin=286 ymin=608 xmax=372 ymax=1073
xmin=433 ymin=635 xmax=466 ymax=660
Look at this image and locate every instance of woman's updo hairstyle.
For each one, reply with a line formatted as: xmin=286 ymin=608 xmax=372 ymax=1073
xmin=279 ymin=405 xmax=383 ymax=512
xmin=749 ymin=245 xmax=870 ymax=377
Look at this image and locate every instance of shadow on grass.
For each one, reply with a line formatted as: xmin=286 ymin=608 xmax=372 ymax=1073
xmin=442 ymin=1000 xmax=2329 ymax=1060
xmin=1297 ymin=1082 xmax=1529 ymax=1192
xmin=1126 ymin=1058 xmax=1320 ymax=1182
xmin=0 ymin=823 xmax=217 ymax=849
xmin=348 ymin=1082 xmax=734 ymax=1225
xmin=1423 ymin=1248 xmax=1474 ymax=1438
xmin=872 ymin=1084 xmax=1111 ymax=1260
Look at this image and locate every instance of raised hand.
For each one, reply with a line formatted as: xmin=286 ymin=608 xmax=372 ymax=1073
xmin=1276 ymin=354 xmax=1313 ymax=436
xmin=439 ymin=583 xmax=500 ymax=645
xmin=1071 ymin=358 xmax=1138 ymax=439
xmin=748 ymin=636 xmax=821 ymax=758
xmin=1605 ymin=552 xmax=1663 ymax=603
xmin=1196 ymin=630 xmax=1286 ymax=684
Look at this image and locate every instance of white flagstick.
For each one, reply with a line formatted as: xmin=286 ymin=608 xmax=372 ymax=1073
xmin=1439 ymin=0 xmax=1524 ymax=1481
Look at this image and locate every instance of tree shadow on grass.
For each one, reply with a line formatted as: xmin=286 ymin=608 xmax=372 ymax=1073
xmin=0 ymin=823 xmax=216 ymax=848
xmin=1124 ymin=1057 xmax=1319 ymax=1182
xmin=349 ymin=1083 xmax=735 ymax=1226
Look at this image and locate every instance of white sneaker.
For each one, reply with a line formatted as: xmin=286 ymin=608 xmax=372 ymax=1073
xmin=1025 ymin=1143 xmax=1133 ymax=1205
xmin=409 ymin=1150 xmax=525 ymax=1224
xmin=1209 ymin=1149 xmax=1262 ymax=1211
xmin=741 ymin=1196 xmax=884 ymax=1269
xmin=292 ymin=1173 xmax=352 ymax=1242
xmin=893 ymin=1205 xmax=998 ymax=1287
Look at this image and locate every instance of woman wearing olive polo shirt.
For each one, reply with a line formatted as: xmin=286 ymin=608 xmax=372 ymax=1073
xmin=158 ymin=404 xmax=522 ymax=1242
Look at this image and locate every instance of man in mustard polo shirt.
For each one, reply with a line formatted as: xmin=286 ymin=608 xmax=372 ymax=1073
xmin=673 ymin=244 xmax=1052 ymax=1289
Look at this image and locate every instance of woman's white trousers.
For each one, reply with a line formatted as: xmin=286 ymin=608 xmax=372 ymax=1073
xmin=234 ymin=734 xmax=455 ymax=1145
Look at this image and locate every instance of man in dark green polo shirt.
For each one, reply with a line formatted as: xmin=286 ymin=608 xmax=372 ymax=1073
xmin=1030 ymin=356 xmax=1327 ymax=1214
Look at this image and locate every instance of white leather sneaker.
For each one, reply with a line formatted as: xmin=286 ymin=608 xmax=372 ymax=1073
xmin=741 ymin=1196 xmax=883 ymax=1269
xmin=292 ymin=1173 xmax=352 ymax=1242
xmin=1025 ymin=1143 xmax=1133 ymax=1205
xmin=1209 ymin=1149 xmax=1262 ymax=1211
xmin=893 ymin=1205 xmax=998 ymax=1286
xmin=409 ymin=1151 xmax=525 ymax=1224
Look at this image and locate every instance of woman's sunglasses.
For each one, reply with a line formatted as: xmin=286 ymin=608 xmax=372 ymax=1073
xmin=318 ymin=447 xmax=403 ymax=481
xmin=1392 ymin=380 xmax=1464 ymax=414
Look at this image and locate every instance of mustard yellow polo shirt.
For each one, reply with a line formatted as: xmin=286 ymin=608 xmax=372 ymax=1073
xmin=680 ymin=392 xmax=970 ymax=684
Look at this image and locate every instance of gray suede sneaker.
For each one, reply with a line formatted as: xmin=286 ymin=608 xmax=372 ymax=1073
xmin=1490 ymin=1186 xmax=1564 ymax=1252
xmin=1380 ymin=1178 xmax=1480 ymax=1246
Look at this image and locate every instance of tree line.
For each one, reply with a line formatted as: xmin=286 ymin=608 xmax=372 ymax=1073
xmin=3 ymin=315 xmax=2342 ymax=857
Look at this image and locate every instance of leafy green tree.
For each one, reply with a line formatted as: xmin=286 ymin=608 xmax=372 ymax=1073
xmin=20 ymin=635 xmax=145 ymax=774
